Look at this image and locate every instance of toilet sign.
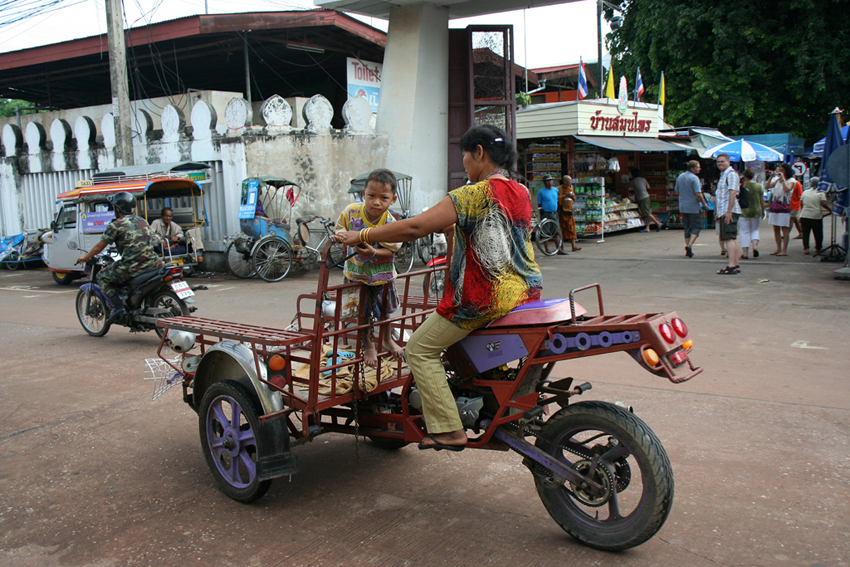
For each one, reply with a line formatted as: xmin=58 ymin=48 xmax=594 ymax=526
xmin=347 ymin=58 xmax=382 ymax=113
xmin=792 ymin=161 xmax=808 ymax=177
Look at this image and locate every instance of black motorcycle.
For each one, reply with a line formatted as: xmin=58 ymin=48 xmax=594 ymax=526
xmin=75 ymin=254 xmax=196 ymax=337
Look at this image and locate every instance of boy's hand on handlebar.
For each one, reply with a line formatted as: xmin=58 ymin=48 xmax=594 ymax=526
xmin=356 ymin=243 xmax=377 ymax=258
xmin=75 ymin=254 xmax=87 ymax=265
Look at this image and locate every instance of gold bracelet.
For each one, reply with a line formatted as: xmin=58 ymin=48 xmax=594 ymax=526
xmin=363 ymin=227 xmax=372 ymax=244
xmin=359 ymin=228 xmax=366 ymax=244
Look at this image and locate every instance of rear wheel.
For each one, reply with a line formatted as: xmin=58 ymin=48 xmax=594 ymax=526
xmin=395 ymin=240 xmax=416 ymax=273
xmin=535 ymin=218 xmax=563 ymax=256
xmin=52 ymin=271 xmax=75 ymax=285
xmin=199 ymin=381 xmax=272 ymax=503
xmin=75 ymin=289 xmax=111 ymax=337
xmin=252 ymin=237 xmax=293 ymax=282
xmin=225 ymin=239 xmax=256 ymax=279
xmin=149 ymin=289 xmax=190 ymax=338
xmin=532 ymin=401 xmax=674 ymax=551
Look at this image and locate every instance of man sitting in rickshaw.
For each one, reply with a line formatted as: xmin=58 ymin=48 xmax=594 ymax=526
xmin=151 ymin=207 xmax=186 ymax=256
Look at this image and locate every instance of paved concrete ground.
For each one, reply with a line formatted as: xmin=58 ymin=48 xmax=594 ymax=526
xmin=1 ymin=219 xmax=848 ymax=567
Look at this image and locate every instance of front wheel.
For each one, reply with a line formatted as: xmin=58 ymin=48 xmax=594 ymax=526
xmin=325 ymin=239 xmax=346 ymax=270
xmin=535 ymin=218 xmax=563 ymax=256
xmin=199 ymin=380 xmax=272 ymax=503
xmin=225 ymin=239 xmax=256 ymax=279
xmin=532 ymin=401 xmax=674 ymax=551
xmin=252 ymin=237 xmax=293 ymax=282
xmin=75 ymin=288 xmax=111 ymax=337
xmin=149 ymin=289 xmax=190 ymax=338
xmin=395 ymin=240 xmax=416 ymax=273
xmin=422 ymin=270 xmax=444 ymax=299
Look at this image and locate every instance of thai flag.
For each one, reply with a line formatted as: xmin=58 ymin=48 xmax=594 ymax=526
xmin=578 ymin=60 xmax=588 ymax=100
xmin=635 ymin=67 xmax=645 ymax=101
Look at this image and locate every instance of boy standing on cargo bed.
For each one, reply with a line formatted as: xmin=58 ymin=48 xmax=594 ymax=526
xmin=333 ymin=169 xmax=404 ymax=368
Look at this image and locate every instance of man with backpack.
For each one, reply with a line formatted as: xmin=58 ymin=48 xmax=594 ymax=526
xmin=715 ymin=154 xmax=742 ymax=275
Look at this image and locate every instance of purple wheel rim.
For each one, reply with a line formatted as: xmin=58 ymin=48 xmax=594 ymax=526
xmin=206 ymin=395 xmax=259 ymax=489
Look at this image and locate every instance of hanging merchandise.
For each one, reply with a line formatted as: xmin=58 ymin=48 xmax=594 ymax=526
xmin=607 ymin=157 xmax=621 ymax=172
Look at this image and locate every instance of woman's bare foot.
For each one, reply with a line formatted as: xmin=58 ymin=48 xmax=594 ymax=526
xmin=418 ymin=429 xmax=467 ymax=449
xmin=363 ymin=339 xmax=379 ymax=368
xmin=572 ymin=245 xmax=582 ymax=251
xmin=382 ymin=335 xmax=405 ymax=362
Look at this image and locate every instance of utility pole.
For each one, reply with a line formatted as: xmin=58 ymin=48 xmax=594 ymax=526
xmin=105 ymin=0 xmax=134 ymax=166
xmin=597 ymin=0 xmax=603 ymax=98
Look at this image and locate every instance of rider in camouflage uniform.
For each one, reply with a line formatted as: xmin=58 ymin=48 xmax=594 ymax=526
xmin=76 ymin=191 xmax=159 ymax=323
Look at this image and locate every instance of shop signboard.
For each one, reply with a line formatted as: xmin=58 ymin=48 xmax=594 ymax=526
xmin=576 ymin=102 xmax=660 ymax=138
xmin=346 ymin=57 xmax=382 ymax=113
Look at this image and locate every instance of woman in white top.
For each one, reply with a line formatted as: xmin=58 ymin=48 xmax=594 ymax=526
xmin=765 ymin=163 xmax=795 ymax=256
xmin=799 ymin=177 xmax=833 ymax=255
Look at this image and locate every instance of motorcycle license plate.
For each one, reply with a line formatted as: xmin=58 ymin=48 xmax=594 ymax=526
xmin=171 ymin=280 xmax=194 ymax=299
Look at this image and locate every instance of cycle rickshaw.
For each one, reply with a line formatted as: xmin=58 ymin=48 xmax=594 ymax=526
xmin=224 ymin=177 xmax=345 ymax=282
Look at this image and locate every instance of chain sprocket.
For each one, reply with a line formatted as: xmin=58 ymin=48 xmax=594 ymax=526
xmin=507 ymin=420 xmax=619 ymax=504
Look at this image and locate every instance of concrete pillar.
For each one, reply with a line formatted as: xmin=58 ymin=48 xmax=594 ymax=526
xmin=377 ymin=3 xmax=449 ymax=214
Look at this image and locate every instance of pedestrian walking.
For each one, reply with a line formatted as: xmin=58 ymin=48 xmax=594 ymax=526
xmin=738 ymin=168 xmax=764 ymax=259
xmin=674 ymin=160 xmax=707 ymax=257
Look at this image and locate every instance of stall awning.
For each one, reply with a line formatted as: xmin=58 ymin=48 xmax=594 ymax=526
xmin=574 ymin=135 xmax=688 ymax=152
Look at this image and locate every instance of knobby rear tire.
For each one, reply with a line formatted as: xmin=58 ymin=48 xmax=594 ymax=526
xmin=533 ymin=401 xmax=674 ymax=551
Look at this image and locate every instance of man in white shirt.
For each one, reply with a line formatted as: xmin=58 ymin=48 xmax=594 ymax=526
xmin=715 ymin=154 xmax=742 ymax=274
xmin=150 ymin=207 xmax=186 ymax=256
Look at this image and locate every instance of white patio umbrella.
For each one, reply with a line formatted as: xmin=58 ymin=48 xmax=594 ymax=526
xmin=701 ymin=139 xmax=785 ymax=162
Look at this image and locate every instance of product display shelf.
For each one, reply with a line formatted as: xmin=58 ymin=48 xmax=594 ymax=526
xmin=638 ymin=153 xmax=670 ymax=222
xmin=666 ymin=170 xmax=684 ymax=228
xmin=573 ymin=177 xmax=605 ymax=237
xmin=602 ymin=202 xmax=644 ymax=233
xmin=523 ymin=143 xmax=563 ymax=186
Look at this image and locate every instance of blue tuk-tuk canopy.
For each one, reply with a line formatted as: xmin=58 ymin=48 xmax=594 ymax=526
xmin=729 ymin=133 xmax=805 ymax=159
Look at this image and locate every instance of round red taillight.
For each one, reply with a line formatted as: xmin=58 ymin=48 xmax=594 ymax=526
xmin=658 ymin=322 xmax=675 ymax=344
xmin=671 ymin=317 xmax=688 ymax=338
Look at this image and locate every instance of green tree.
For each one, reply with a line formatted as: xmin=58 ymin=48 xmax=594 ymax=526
xmin=0 ymin=99 xmax=35 ymax=119
xmin=606 ymin=0 xmax=850 ymax=144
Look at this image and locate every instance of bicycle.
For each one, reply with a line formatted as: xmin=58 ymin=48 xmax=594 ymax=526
xmin=294 ymin=216 xmax=346 ymax=269
xmin=534 ymin=212 xmax=563 ymax=256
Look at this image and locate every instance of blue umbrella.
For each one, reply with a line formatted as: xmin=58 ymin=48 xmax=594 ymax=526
xmin=817 ymin=110 xmax=846 ymax=193
xmin=702 ymin=139 xmax=784 ymax=162
xmin=812 ymin=124 xmax=850 ymax=156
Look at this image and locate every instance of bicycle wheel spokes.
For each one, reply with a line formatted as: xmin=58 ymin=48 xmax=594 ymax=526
xmin=252 ymin=238 xmax=293 ymax=282
xmin=535 ymin=219 xmax=563 ymax=256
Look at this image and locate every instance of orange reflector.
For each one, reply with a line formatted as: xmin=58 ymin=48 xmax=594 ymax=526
xmin=682 ymin=339 xmax=693 ymax=350
xmin=268 ymin=355 xmax=286 ymax=372
xmin=643 ymin=349 xmax=660 ymax=367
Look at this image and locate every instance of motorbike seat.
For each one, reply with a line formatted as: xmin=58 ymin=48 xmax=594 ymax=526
xmin=123 ymin=265 xmax=167 ymax=289
xmin=485 ymin=298 xmax=587 ymax=328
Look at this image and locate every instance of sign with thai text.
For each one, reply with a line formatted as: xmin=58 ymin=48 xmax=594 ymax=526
xmin=346 ymin=57 xmax=382 ymax=113
xmin=81 ymin=211 xmax=115 ymax=233
xmin=587 ymin=109 xmax=654 ymax=135
xmin=239 ymin=179 xmax=259 ymax=219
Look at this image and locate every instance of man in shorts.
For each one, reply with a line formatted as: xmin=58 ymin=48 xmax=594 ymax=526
xmin=675 ymin=160 xmax=707 ymax=257
xmin=715 ymin=154 xmax=742 ymax=274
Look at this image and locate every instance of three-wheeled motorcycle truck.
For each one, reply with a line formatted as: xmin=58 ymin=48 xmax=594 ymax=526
xmin=150 ymin=243 xmax=701 ymax=551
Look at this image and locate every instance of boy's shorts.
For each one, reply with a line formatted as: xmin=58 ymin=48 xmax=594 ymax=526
xmin=342 ymin=278 xmax=399 ymax=321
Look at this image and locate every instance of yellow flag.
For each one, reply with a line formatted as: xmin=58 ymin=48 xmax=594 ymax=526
xmin=605 ymin=66 xmax=616 ymax=100
xmin=659 ymin=71 xmax=666 ymax=107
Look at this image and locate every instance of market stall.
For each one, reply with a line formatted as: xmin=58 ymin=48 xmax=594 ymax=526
xmin=516 ymin=99 xmax=689 ymax=238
